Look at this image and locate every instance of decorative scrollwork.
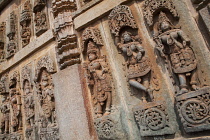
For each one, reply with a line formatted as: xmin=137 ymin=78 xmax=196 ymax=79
xmin=108 ymin=5 xmax=137 ymax=37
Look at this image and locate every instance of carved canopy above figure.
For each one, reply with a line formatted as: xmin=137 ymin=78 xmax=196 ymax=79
xmin=143 ymin=0 xmax=179 ymax=26
xmin=108 ymin=5 xmax=137 ymax=37
xmin=82 ymin=27 xmax=104 ymax=52
xmin=34 ymin=55 xmax=56 ymax=82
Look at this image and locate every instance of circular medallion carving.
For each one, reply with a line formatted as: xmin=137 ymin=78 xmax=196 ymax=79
xmin=144 ymin=108 xmax=166 ymax=131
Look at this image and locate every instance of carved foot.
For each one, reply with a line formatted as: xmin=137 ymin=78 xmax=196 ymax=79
xmin=177 ymin=88 xmax=188 ymax=96
xmin=192 ymin=85 xmax=199 ymax=91
xmin=142 ymin=97 xmax=147 ymax=103
xmin=103 ymin=111 xmax=111 ymax=116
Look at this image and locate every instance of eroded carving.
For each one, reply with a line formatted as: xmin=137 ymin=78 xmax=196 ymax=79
xmin=143 ymin=0 xmax=179 ymax=26
xmin=0 ymin=75 xmax=10 ymax=134
xmin=176 ymin=87 xmax=210 ymax=132
xmin=7 ymin=12 xmax=17 ymax=59
xmin=9 ymin=71 xmax=22 ymax=132
xmin=109 ymin=5 xmax=159 ymax=102
xmin=191 ymin=0 xmax=210 ymax=10
xmin=108 ymin=5 xmax=137 ymax=37
xmin=52 ymin=0 xmax=80 ymax=69
xmin=153 ymin=12 xmax=199 ymax=95
xmin=0 ymin=22 xmax=6 ymax=62
xmin=20 ymin=0 xmax=32 ymax=47
xmin=34 ymin=55 xmax=59 ymax=139
xmin=33 ymin=0 xmax=48 ymax=36
xmin=83 ymin=27 xmax=112 ymax=118
xmin=133 ymin=102 xmax=174 ymax=136
xmin=21 ymin=64 xmax=35 ymax=139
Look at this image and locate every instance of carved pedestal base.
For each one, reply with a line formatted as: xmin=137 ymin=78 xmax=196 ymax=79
xmin=0 ymin=134 xmax=10 ymax=140
xmin=133 ymin=102 xmax=175 ymax=136
xmin=94 ymin=108 xmax=126 ymax=140
xmin=39 ymin=127 xmax=59 ymax=140
xmin=176 ymin=86 xmax=210 ymax=133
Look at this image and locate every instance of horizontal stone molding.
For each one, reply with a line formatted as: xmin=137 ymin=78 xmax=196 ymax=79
xmin=74 ymin=0 xmax=129 ymax=30
xmin=0 ymin=29 xmax=54 ymax=74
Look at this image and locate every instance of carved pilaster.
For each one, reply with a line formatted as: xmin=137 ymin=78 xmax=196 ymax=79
xmin=0 ymin=22 xmax=6 ymax=62
xmin=6 ymin=12 xmax=18 ymax=59
xmin=34 ymin=55 xmax=59 ymax=139
xmin=52 ymin=0 xmax=80 ymax=70
xmin=20 ymin=0 xmax=32 ymax=47
xmin=33 ymin=0 xmax=48 ymax=36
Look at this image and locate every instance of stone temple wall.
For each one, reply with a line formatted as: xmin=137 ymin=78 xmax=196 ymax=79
xmin=0 ymin=0 xmax=209 ymax=140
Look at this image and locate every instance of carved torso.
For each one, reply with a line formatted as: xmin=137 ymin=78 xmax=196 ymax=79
xmin=159 ymin=29 xmax=197 ymax=73
xmin=119 ymin=42 xmax=151 ymax=79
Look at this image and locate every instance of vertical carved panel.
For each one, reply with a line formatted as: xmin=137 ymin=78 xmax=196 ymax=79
xmin=20 ymin=0 xmax=32 ymax=47
xmin=6 ymin=12 xmax=18 ymax=59
xmin=52 ymin=0 xmax=80 ymax=70
xmin=21 ymin=64 xmax=35 ymax=139
xmin=82 ymin=27 xmax=112 ymax=118
xmin=82 ymin=27 xmax=126 ymax=139
xmin=9 ymin=71 xmax=23 ymax=138
xmin=143 ymin=0 xmax=210 ymax=133
xmin=108 ymin=5 xmax=175 ymax=137
xmin=0 ymin=75 xmax=10 ymax=137
xmin=33 ymin=0 xmax=48 ymax=36
xmin=34 ymin=55 xmax=59 ymax=139
xmin=0 ymin=22 xmax=6 ymax=62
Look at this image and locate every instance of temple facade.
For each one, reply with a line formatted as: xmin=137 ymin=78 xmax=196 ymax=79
xmin=0 ymin=0 xmax=210 ymax=139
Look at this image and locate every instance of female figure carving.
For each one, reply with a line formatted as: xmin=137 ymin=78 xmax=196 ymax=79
xmin=154 ymin=12 xmax=199 ymax=95
xmin=118 ymin=31 xmax=154 ymax=102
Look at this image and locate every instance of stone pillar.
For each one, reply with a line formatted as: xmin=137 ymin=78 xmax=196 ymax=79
xmin=53 ymin=64 xmax=93 ymax=140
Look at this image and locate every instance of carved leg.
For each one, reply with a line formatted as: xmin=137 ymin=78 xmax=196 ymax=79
xmin=5 ymin=121 xmax=9 ymax=133
xmin=178 ymin=74 xmax=188 ymax=95
xmin=129 ymin=79 xmax=147 ymax=102
xmin=143 ymin=74 xmax=154 ymax=101
xmin=190 ymin=70 xmax=199 ymax=90
xmin=96 ymin=102 xmax=103 ymax=118
xmin=104 ymin=92 xmax=111 ymax=116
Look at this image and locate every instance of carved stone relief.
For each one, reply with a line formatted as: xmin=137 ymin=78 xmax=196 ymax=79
xmin=21 ymin=64 xmax=35 ymax=139
xmin=0 ymin=22 xmax=6 ymax=62
xmin=9 ymin=71 xmax=23 ymax=135
xmin=0 ymin=75 xmax=10 ymax=135
xmin=33 ymin=0 xmax=48 ymax=36
xmin=34 ymin=55 xmax=59 ymax=139
xmin=6 ymin=12 xmax=18 ymax=59
xmin=20 ymin=0 xmax=32 ymax=47
xmin=82 ymin=27 xmax=112 ymax=118
xmin=52 ymin=0 xmax=80 ymax=70
xmin=133 ymin=102 xmax=174 ymax=136
xmin=143 ymin=0 xmax=210 ymax=133
xmin=108 ymin=5 xmax=175 ymax=137
xmin=191 ymin=0 xmax=210 ymax=10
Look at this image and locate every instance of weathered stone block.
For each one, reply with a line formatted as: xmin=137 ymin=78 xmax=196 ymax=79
xmin=176 ymin=87 xmax=210 ymax=133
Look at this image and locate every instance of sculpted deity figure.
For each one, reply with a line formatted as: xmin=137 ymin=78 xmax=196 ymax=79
xmin=85 ymin=40 xmax=112 ymax=118
xmin=23 ymin=80 xmax=34 ymax=128
xmin=0 ymin=95 xmax=10 ymax=134
xmin=10 ymin=85 xmax=22 ymax=132
xmin=154 ymin=12 xmax=199 ymax=95
xmin=7 ymin=35 xmax=16 ymax=57
xmin=21 ymin=21 xmax=31 ymax=47
xmin=118 ymin=31 xmax=153 ymax=102
xmin=39 ymin=70 xmax=56 ymax=127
